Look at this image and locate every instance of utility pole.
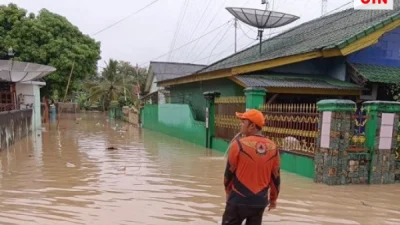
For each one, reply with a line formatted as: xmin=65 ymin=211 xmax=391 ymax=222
xmin=321 ymin=0 xmax=328 ymax=17
xmin=234 ymin=18 xmax=238 ymax=53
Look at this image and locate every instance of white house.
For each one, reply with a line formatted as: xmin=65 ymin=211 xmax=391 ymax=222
xmin=0 ymin=60 xmax=56 ymax=130
xmin=142 ymin=61 xmax=206 ymax=104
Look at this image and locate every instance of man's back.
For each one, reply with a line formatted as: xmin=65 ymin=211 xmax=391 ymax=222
xmin=224 ymin=135 xmax=280 ymax=208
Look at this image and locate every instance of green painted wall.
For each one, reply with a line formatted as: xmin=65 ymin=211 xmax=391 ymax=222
xmin=142 ymin=104 xmax=206 ymax=146
xmin=280 ymin=151 xmax=315 ymax=179
xmin=169 ymin=78 xmax=244 ymax=121
xmin=211 ymin=137 xmax=230 ymax=153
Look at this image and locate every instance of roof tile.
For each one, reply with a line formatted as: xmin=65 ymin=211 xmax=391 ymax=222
xmin=236 ymin=74 xmax=362 ymax=90
xmin=197 ymin=2 xmax=400 ymax=74
xmin=350 ymin=63 xmax=400 ymax=84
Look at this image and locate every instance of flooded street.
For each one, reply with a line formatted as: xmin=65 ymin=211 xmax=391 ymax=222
xmin=0 ymin=113 xmax=399 ymax=225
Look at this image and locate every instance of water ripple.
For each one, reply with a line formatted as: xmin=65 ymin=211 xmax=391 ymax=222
xmin=0 ymin=114 xmax=399 ymax=225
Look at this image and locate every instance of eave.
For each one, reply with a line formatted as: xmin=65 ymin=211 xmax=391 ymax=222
xmin=158 ymin=16 xmax=400 ymax=87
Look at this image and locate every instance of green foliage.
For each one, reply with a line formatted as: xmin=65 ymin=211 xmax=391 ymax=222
xmin=0 ymin=3 xmax=101 ymax=97
xmin=390 ymin=84 xmax=400 ymax=101
xmin=84 ymin=59 xmax=148 ymax=111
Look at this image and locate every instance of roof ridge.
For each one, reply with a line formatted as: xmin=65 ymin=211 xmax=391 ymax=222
xmin=149 ymin=61 xmax=207 ymax=67
xmin=195 ymin=8 xmax=355 ymax=74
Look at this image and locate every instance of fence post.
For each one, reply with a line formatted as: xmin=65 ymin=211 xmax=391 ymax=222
xmin=362 ymin=101 xmax=400 ymax=184
xmin=315 ymin=99 xmax=356 ymax=185
xmin=244 ymin=87 xmax=267 ymax=110
xmin=204 ymin=91 xmax=221 ymax=149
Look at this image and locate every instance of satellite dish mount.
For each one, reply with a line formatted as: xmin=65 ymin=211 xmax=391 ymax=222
xmin=226 ymin=1 xmax=299 ymax=54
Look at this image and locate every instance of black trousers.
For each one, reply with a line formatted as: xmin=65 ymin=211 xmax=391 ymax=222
xmin=221 ymin=203 xmax=266 ymax=225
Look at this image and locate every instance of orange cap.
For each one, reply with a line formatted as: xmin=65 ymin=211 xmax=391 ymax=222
xmin=235 ymin=109 xmax=265 ymax=128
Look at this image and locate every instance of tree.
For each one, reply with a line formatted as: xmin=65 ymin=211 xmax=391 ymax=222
xmin=117 ymin=60 xmax=148 ymax=94
xmin=84 ymin=59 xmax=130 ymax=110
xmin=0 ymin=3 xmax=101 ymax=97
xmin=390 ymin=84 xmax=400 ymax=101
xmin=84 ymin=59 xmax=148 ymax=111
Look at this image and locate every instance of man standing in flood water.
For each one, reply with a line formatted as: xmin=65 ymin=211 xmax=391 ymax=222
xmin=222 ymin=109 xmax=280 ymax=225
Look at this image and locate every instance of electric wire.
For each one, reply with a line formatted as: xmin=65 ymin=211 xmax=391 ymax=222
xmin=140 ymin=0 xmax=359 ymax=70
xmin=183 ymin=0 xmax=230 ymax=61
xmin=190 ymin=22 xmax=233 ymax=63
xmin=175 ymin=0 xmax=214 ymax=60
xmin=91 ymin=0 xmax=159 ymax=36
xmin=167 ymin=0 xmax=190 ymax=61
xmin=138 ymin=20 xmax=232 ymax=67
xmin=207 ymin=24 xmax=234 ymax=64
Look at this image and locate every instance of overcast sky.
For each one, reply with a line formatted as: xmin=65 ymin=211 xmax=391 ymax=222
xmin=1 ymin=0 xmax=353 ymax=69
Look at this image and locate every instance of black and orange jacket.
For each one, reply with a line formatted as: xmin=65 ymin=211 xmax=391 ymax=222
xmin=224 ymin=135 xmax=280 ymax=208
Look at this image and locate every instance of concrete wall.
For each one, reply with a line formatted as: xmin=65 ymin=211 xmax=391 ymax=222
xmin=122 ymin=106 xmax=140 ymax=126
xmin=0 ymin=109 xmax=32 ymax=150
xmin=15 ymin=82 xmax=43 ymax=130
xmin=347 ymin=27 xmax=400 ymax=67
xmin=142 ymin=104 xmax=206 ymax=147
xmin=149 ymin=75 xmax=158 ymax=93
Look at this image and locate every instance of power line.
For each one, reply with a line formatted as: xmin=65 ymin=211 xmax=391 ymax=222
xmin=167 ymin=0 xmax=190 ymax=61
xmin=175 ymin=0 xmax=214 ymax=60
xmin=202 ymin=10 xmax=365 ymax=72
xmin=167 ymin=1 xmax=360 ymax=76
xmin=182 ymin=0 xmax=229 ymax=61
xmin=138 ymin=20 xmax=232 ymax=67
xmin=191 ymin=21 xmax=233 ymax=62
xmin=325 ymin=1 xmax=353 ymax=16
xmin=140 ymin=0 xmax=355 ymax=71
xmin=207 ymin=25 xmax=232 ymax=64
xmin=91 ymin=0 xmax=159 ymax=36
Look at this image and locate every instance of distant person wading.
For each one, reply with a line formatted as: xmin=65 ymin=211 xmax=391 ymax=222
xmin=222 ymin=109 xmax=280 ymax=225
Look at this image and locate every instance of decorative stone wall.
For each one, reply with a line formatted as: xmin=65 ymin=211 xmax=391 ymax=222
xmin=363 ymin=101 xmax=400 ymax=185
xmin=346 ymin=152 xmax=370 ymax=184
xmin=368 ymin=112 xmax=399 ymax=184
xmin=0 ymin=109 xmax=33 ymax=150
xmin=395 ymin=161 xmax=400 ymax=182
xmin=315 ymin=100 xmax=357 ymax=185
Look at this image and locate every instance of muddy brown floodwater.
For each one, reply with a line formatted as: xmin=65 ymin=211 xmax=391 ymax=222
xmin=0 ymin=113 xmax=399 ymax=225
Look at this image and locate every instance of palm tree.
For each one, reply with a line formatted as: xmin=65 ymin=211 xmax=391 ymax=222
xmin=84 ymin=59 xmax=132 ymax=111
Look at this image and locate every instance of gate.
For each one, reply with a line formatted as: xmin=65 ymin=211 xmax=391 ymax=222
xmin=259 ymin=103 xmax=319 ymax=156
xmin=349 ymin=107 xmax=368 ymax=152
xmin=214 ymin=96 xmax=245 ymax=141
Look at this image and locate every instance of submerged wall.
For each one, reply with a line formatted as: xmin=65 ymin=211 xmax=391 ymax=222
xmin=0 ymin=109 xmax=32 ymax=150
xmin=142 ymin=104 xmax=206 ymax=147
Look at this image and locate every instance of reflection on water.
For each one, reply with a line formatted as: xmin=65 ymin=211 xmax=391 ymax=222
xmin=0 ymin=113 xmax=399 ymax=225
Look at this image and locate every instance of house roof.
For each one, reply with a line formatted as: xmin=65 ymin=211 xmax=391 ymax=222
xmin=235 ymin=74 xmax=362 ymax=90
xmin=158 ymin=1 xmax=400 ymax=86
xmin=350 ymin=63 xmax=400 ymax=84
xmin=0 ymin=60 xmax=56 ymax=82
xmin=144 ymin=61 xmax=206 ymax=93
xmin=150 ymin=61 xmax=206 ymax=82
xmin=197 ymin=4 xmax=400 ymax=74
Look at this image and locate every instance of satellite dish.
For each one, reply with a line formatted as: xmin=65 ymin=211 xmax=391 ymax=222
xmin=226 ymin=7 xmax=300 ymax=54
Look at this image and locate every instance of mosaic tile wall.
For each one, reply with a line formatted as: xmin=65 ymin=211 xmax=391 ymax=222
xmin=314 ymin=111 xmax=355 ymax=185
xmin=395 ymin=161 xmax=400 ymax=182
xmin=369 ymin=113 xmax=398 ymax=184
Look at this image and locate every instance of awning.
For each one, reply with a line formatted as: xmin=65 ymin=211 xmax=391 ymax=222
xmin=235 ymin=74 xmax=362 ymax=90
xmin=349 ymin=63 xmax=400 ymax=84
xmin=0 ymin=60 xmax=56 ymax=82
